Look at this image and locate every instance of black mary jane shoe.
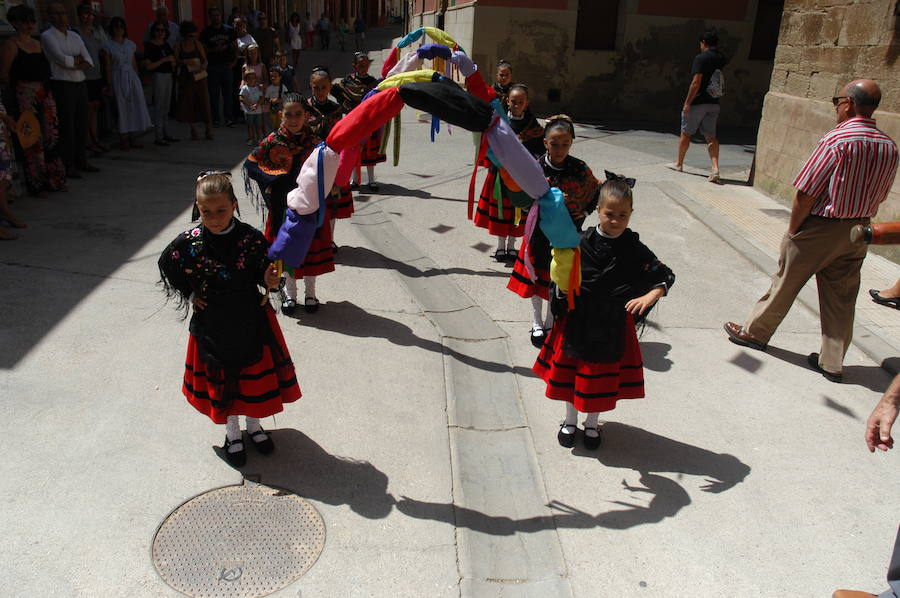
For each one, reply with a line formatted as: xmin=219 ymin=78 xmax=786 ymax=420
xmin=492 ymin=248 xmax=507 ymax=262
xmin=582 ymin=427 xmax=602 ymax=450
xmin=331 ymin=241 xmax=340 ymax=255
xmin=367 ymin=182 xmax=379 ymax=193
xmin=281 ymin=296 xmax=297 ymax=315
xmin=530 ymin=325 xmax=546 ymax=349
xmin=869 ymin=289 xmax=900 ymax=309
xmin=304 ymin=297 xmax=320 ymax=313
xmin=247 ymin=428 xmax=275 ymax=454
xmin=557 ymin=424 xmax=576 ymax=448
xmin=223 ymin=436 xmax=246 ymax=466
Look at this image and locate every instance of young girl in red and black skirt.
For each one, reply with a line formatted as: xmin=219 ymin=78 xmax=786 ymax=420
xmin=332 ymin=52 xmax=384 ymax=191
xmin=244 ymin=93 xmax=334 ymax=314
xmin=507 ymin=115 xmax=600 ymax=348
xmin=306 ymin=67 xmax=353 ymax=249
xmin=474 ymin=83 xmax=544 ymax=261
xmin=158 ymin=172 xmax=301 ymax=466
xmin=534 ymin=177 xmax=675 ymax=450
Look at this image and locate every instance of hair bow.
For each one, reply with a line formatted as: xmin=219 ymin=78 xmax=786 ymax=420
xmin=604 ymin=170 xmax=636 ymax=188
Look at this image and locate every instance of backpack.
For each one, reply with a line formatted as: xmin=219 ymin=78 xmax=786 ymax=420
xmin=707 ymin=69 xmax=725 ymax=98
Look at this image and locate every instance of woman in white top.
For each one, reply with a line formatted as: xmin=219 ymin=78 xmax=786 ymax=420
xmin=102 ymin=16 xmax=151 ymax=150
xmin=287 ymin=12 xmax=302 ymax=66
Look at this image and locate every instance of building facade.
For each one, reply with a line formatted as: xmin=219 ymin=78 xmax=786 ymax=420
xmin=754 ymin=0 xmax=900 ymax=258
xmin=409 ymin=0 xmax=784 ymax=129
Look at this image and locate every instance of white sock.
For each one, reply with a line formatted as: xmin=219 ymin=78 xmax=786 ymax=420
xmin=496 ymin=236 xmax=506 ymax=251
xmin=366 ymin=165 xmax=376 ymax=185
xmin=304 ymin=276 xmax=317 ymax=298
xmin=531 ymin=295 xmax=544 ymax=330
xmin=226 ymin=416 xmax=242 ymax=452
xmin=583 ymin=412 xmax=600 ymax=437
xmin=329 ymin=217 xmax=336 ymax=237
xmin=285 ymin=276 xmax=298 ymax=301
xmin=543 ymin=310 xmax=555 ymax=330
xmin=561 ymin=402 xmax=578 ymax=434
xmin=506 ymin=236 xmax=517 ymax=252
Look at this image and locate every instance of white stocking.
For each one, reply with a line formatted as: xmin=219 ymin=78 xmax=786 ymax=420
xmin=366 ymin=165 xmax=376 ymax=185
xmin=543 ymin=309 xmax=555 ymax=330
xmin=304 ymin=275 xmax=317 ymax=298
xmin=560 ymin=402 xmax=578 ymax=435
xmin=506 ymin=236 xmax=517 ymax=252
xmin=226 ymin=416 xmax=242 ymax=453
xmin=530 ymin=295 xmax=544 ymax=329
xmin=329 ymin=217 xmax=336 ymax=237
xmin=583 ymin=412 xmax=600 ymax=437
xmin=496 ymin=236 xmax=506 ymax=251
xmin=284 ymin=276 xmax=298 ymax=300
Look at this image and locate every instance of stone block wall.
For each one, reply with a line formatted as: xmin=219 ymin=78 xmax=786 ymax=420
xmin=756 ymin=0 xmax=900 ymax=261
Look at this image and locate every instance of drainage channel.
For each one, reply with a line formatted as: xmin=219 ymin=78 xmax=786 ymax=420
xmin=351 ymin=206 xmax=573 ymax=596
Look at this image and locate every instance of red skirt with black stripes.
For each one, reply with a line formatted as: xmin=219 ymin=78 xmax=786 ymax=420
xmin=328 ymin=185 xmax=354 ymax=220
xmin=182 ymin=306 xmax=301 ymax=423
xmin=263 ymin=214 xmax=335 ymax=279
xmin=506 ymin=224 xmax=551 ymax=300
xmin=533 ymin=312 xmax=644 ymax=413
xmin=474 ymin=168 xmax=525 ymax=238
xmin=361 ymin=130 xmax=386 ymax=166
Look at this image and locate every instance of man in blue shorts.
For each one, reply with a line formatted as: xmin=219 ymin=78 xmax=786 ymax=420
xmin=668 ymin=29 xmax=726 ymax=182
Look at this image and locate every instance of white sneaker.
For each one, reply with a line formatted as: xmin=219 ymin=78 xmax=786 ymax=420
xmin=666 ymin=163 xmax=683 ymax=172
xmin=708 ymin=171 xmax=721 ymax=183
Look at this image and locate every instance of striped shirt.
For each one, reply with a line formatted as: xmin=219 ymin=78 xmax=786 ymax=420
xmin=793 ymin=116 xmax=898 ymax=218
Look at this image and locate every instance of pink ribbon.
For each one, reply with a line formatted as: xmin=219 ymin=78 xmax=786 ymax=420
xmin=522 ymin=202 xmax=540 ymax=282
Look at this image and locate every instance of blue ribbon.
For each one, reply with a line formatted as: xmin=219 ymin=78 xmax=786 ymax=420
xmin=315 ymin=143 xmax=326 ymax=228
xmin=430 ymin=115 xmax=440 ymax=142
xmin=397 ymin=27 xmax=424 ymax=48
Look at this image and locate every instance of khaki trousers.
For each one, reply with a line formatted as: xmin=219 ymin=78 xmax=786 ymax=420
xmin=743 ymin=215 xmax=869 ymax=374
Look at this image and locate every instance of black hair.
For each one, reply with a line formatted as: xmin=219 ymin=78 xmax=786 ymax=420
xmin=282 ymin=92 xmax=306 ymax=108
xmin=544 ymin=114 xmax=575 ymax=139
xmin=310 ymin=65 xmax=331 ymax=80
xmin=290 ymin=12 xmax=301 ymax=24
xmin=598 ymin=179 xmax=634 ymax=208
xmin=497 ymin=59 xmax=512 ymax=71
xmin=76 ymin=4 xmax=94 ymax=17
xmin=699 ymin=28 xmax=718 ymax=46
xmin=107 ymin=16 xmax=127 ymax=37
xmin=179 ymin=20 xmax=198 ymax=37
xmin=509 ymin=83 xmax=529 ymax=98
xmin=7 ymin=5 xmax=36 ymax=25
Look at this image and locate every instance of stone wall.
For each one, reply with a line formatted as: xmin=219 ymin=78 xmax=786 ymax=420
xmin=755 ymin=0 xmax=900 ymax=260
xmin=411 ymin=0 xmax=778 ymax=130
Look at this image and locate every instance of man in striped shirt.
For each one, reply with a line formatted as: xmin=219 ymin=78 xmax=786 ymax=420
xmin=725 ymin=79 xmax=898 ymax=381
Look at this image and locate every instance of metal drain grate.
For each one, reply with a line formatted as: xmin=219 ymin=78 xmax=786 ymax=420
xmin=152 ymin=483 xmax=325 ymax=598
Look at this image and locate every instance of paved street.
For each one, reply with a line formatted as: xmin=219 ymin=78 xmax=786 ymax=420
xmin=2 ymin=57 xmax=900 ymax=596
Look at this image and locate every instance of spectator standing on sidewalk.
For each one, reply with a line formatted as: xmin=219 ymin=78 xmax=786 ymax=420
xmin=75 ymin=4 xmax=108 ymax=157
xmin=200 ymin=7 xmax=236 ymax=127
xmin=318 ymin=13 xmax=330 ymax=50
xmin=143 ymin=5 xmax=179 ymax=46
xmin=287 ymin=13 xmax=303 ymax=65
xmin=41 ymin=2 xmax=99 ymax=179
xmin=304 ymin=12 xmax=315 ymax=50
xmin=251 ymin=12 xmax=279 ymax=67
xmin=667 ymin=28 xmax=725 ymax=183
xmin=0 ymin=4 xmax=67 ymax=194
xmin=103 ymin=17 xmax=153 ymax=151
xmin=354 ymin=15 xmax=365 ymax=51
xmin=174 ymin=21 xmax=213 ymax=141
xmin=724 ymin=79 xmax=898 ymax=382
xmin=831 ymin=375 xmax=899 ymax=598
xmin=144 ymin=21 xmax=179 ymax=146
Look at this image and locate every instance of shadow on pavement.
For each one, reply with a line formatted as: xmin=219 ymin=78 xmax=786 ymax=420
xmin=640 ymin=341 xmax=673 ymax=372
xmin=217 ymin=428 xmax=395 ymax=519
xmin=336 ymin=245 xmax=510 ymax=278
xmin=294 ymin=300 xmax=536 ymax=378
xmin=395 ymin=424 xmax=748 ymax=534
xmin=767 ymin=346 xmax=891 ymax=393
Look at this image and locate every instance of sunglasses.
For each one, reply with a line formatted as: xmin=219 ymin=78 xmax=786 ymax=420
xmin=832 ymin=96 xmax=852 ymax=106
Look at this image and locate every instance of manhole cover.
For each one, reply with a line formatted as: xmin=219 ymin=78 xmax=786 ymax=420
xmin=152 ymin=483 xmax=325 ymax=598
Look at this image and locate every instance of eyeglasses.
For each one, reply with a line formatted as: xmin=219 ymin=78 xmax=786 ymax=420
xmin=832 ymin=96 xmax=853 ymax=106
xmin=197 ymin=169 xmax=231 ymax=181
